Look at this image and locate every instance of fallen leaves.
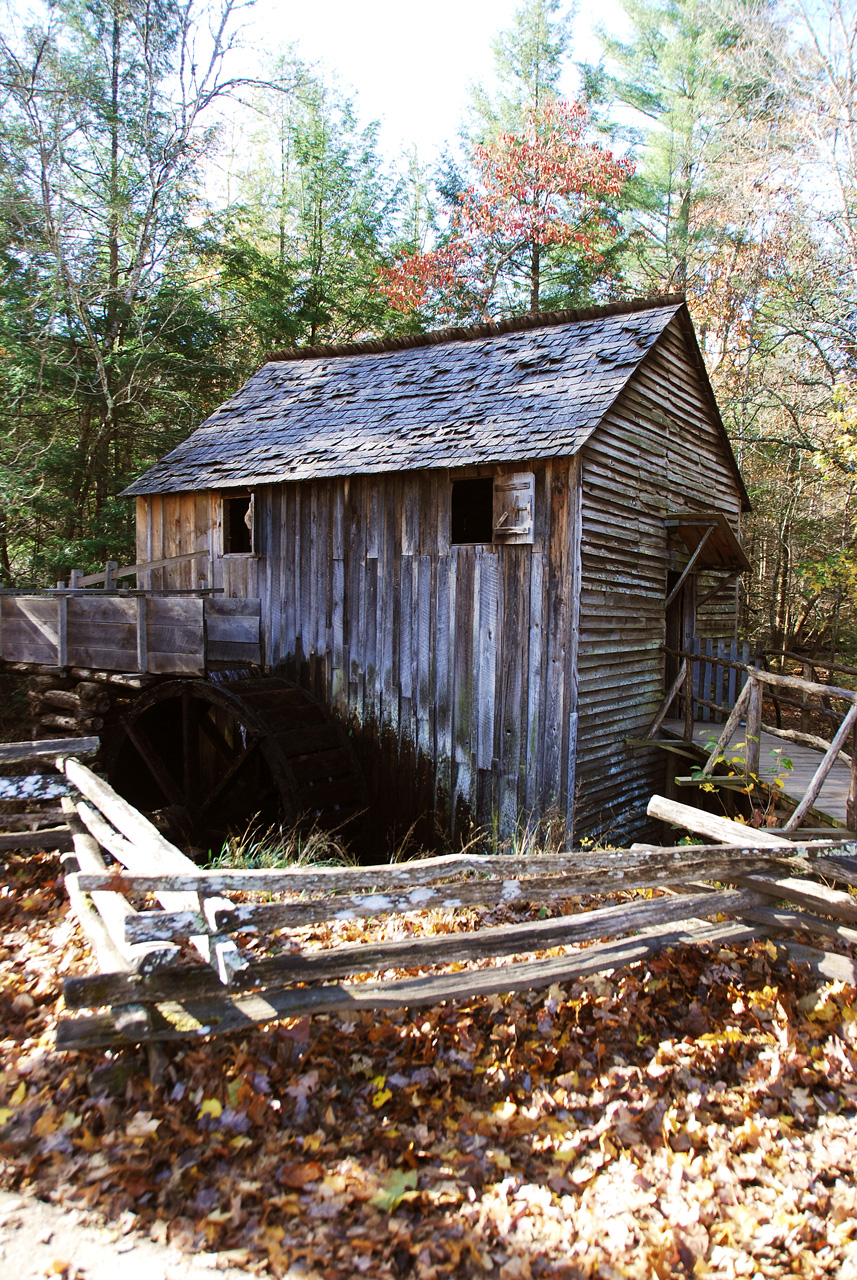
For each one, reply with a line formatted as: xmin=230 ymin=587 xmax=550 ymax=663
xmin=1 ymin=850 xmax=857 ymax=1277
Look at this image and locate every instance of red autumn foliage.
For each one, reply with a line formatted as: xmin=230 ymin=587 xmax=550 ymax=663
xmin=380 ymin=100 xmax=633 ymax=321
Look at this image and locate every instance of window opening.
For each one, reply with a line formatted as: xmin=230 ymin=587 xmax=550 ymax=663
xmin=451 ymin=478 xmax=493 ymax=544
xmin=223 ymin=492 xmax=254 ymax=555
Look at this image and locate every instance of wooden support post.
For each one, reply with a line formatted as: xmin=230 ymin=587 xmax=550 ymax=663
xmin=644 ymin=659 xmax=688 ymax=739
xmin=57 ymin=594 xmax=68 ymax=668
xmin=69 ymin=570 xmax=82 ymax=589
xmin=683 ymin=659 xmax=694 ymax=742
xmin=848 ymin=723 xmax=857 ymax=833
xmin=665 ymin=526 xmax=714 ymax=610
xmin=700 ymin=679 xmax=752 ymax=774
xmin=801 ymin=661 xmax=812 ymax=734
xmin=783 ymin=702 xmax=857 ymax=832
xmin=744 ymin=676 xmax=762 ymax=778
xmin=136 ymin=595 xmax=148 ymax=673
xmin=647 ymin=794 xmax=791 ymax=847
xmin=104 ymin=560 xmax=117 ymax=590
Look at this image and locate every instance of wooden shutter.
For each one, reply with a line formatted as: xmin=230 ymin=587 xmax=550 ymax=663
xmin=493 ymin=472 xmax=535 ymax=545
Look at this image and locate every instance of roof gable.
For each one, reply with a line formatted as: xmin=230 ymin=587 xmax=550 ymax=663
xmin=123 ymin=297 xmax=725 ymax=496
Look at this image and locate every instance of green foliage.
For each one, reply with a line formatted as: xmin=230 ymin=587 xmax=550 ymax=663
xmin=209 ymin=54 xmax=402 ymax=356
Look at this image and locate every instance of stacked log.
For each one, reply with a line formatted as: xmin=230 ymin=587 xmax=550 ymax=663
xmin=29 ymin=675 xmax=112 ymax=739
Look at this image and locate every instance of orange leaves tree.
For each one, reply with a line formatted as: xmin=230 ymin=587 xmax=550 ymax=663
xmin=381 ymin=101 xmax=633 ymax=322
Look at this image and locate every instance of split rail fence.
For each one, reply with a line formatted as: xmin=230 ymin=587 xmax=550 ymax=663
xmin=0 ymin=742 xmax=855 ymax=1052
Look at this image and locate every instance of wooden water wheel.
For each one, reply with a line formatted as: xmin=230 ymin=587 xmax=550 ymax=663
xmin=107 ymin=676 xmax=366 ymax=852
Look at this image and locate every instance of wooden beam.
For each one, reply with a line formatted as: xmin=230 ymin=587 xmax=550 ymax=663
xmin=70 ymin=839 xmax=822 ymax=897
xmin=65 ymin=886 xmax=770 ymax=1009
xmin=0 ymin=737 xmax=99 ymax=765
xmin=700 ymin=679 xmax=752 ymax=774
xmin=121 ymin=855 xmax=797 ymax=944
xmin=733 ymin=873 xmax=857 ymax=925
xmin=782 ymin=702 xmax=857 ymax=832
xmin=665 ymin=526 xmax=714 ymax=609
xmin=647 ymin=794 xmax=792 ymax=847
xmin=56 ymin=756 xmax=243 ymax=980
xmin=642 ymin=659 xmax=688 ymax=740
xmin=57 ymin=917 xmax=762 ymax=1049
xmin=74 ymin=551 xmax=212 ymax=588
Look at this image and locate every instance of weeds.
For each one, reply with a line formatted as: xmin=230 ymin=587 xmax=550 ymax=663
xmin=209 ymin=815 xmax=358 ymax=870
xmin=690 ymin=733 xmax=794 ymax=825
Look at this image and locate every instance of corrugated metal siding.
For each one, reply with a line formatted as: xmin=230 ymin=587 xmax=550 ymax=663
xmin=573 ymin=317 xmax=744 ymax=843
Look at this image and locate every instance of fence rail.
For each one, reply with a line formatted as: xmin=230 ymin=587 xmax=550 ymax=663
xmin=2 ymin=739 xmax=857 ymax=1056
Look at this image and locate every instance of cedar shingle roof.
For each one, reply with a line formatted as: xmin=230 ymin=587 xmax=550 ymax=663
xmin=124 ymin=296 xmax=703 ymax=496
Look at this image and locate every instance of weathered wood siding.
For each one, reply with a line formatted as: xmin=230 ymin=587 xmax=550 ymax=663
xmin=135 ymin=494 xmax=261 ymax=600
xmin=573 ymin=315 xmax=743 ymax=843
xmin=135 ymin=314 xmax=745 ymax=846
xmin=137 ymin=463 xmax=581 ymax=845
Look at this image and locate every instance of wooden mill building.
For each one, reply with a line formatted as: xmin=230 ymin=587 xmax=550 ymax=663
xmin=123 ymin=295 xmax=751 ymax=846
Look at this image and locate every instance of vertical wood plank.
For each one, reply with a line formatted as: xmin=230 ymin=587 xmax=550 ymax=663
xmin=524 ymin=551 xmax=545 ymax=813
xmin=434 ymin=553 xmax=453 ymax=828
xmin=452 ymin=549 xmax=474 ymax=826
xmin=57 ymin=596 xmax=68 ymax=668
xmin=416 ymin=553 xmax=433 ymax=761
xmin=565 ymin=456 xmax=583 ymax=839
xmin=477 ymin=553 xmax=499 ymax=774
xmin=542 ymin=462 xmax=568 ymax=808
xmin=136 ymin=596 xmax=148 ymax=674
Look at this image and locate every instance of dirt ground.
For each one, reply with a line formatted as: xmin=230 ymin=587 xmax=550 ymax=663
xmin=2 ymin=846 xmax=857 ymax=1278
xmin=0 ymin=1187 xmax=251 ymax=1279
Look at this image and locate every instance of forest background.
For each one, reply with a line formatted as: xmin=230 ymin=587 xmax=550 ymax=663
xmin=0 ymin=0 xmax=855 ymax=660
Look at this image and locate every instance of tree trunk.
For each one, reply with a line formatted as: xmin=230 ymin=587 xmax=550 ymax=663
xmin=530 ymin=241 xmax=540 ymax=312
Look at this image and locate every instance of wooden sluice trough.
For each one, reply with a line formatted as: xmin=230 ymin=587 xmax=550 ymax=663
xmin=0 ymin=740 xmax=855 ymax=1055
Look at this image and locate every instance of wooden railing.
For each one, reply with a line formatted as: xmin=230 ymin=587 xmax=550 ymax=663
xmin=58 ymin=550 xmax=210 ymax=590
xmin=0 ymin=586 xmax=262 ymax=674
xmin=646 ymin=645 xmax=857 ymax=830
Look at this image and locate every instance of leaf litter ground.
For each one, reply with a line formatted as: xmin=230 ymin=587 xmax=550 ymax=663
xmin=1 ymin=850 xmax=857 ymax=1279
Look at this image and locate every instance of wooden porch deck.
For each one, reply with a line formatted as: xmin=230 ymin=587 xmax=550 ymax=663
xmin=664 ymin=719 xmax=853 ymax=828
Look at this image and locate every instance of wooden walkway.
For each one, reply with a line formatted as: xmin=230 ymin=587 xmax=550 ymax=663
xmin=664 ymin=720 xmax=852 ymax=827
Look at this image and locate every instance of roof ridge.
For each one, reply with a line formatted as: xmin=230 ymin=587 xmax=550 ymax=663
xmin=266 ymin=293 xmax=687 ymax=364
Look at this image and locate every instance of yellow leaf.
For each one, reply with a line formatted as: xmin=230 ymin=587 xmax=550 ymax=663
xmin=198 ymin=1098 xmax=223 ymax=1119
xmin=0 ymin=1109 xmax=12 ymax=1126
xmin=491 ymin=1151 xmax=512 ymax=1169
xmin=9 ymin=1082 xmax=25 ymax=1107
xmin=372 ymin=1088 xmax=392 ymax=1109
xmin=371 ymin=1075 xmax=386 ymax=1090
xmin=492 ymin=1100 xmax=517 ymax=1122
xmin=302 ymin=1132 xmax=322 ymax=1152
xmin=765 ymin=939 xmax=779 ymax=960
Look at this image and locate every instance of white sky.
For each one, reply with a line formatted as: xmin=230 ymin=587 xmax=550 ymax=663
xmin=240 ymin=0 xmax=619 ymax=163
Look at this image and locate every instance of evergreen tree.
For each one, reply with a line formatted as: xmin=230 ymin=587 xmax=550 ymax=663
xmin=0 ymin=0 xmax=248 ymax=582
xmin=211 ymin=55 xmax=399 ymax=353
xmin=469 ymin=0 xmax=574 ymax=143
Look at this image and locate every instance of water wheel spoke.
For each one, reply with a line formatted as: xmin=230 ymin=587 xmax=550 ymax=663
xmin=196 ymin=707 xmax=239 ymax=761
xmin=119 ymin=715 xmax=186 ymax=809
xmin=182 ymin=685 xmax=200 ymax=805
xmin=197 ymin=737 xmax=263 ymax=821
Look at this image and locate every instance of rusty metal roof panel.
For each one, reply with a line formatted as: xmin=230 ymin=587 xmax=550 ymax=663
xmin=124 ymin=301 xmax=684 ymax=496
